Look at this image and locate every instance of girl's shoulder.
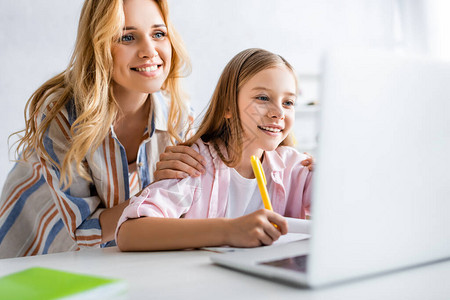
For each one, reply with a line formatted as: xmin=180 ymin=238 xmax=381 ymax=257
xmin=191 ymin=139 xmax=214 ymax=158
xmin=274 ymin=146 xmax=309 ymax=162
xmin=263 ymin=146 xmax=312 ymax=174
xmin=265 ymin=146 xmax=312 ymax=180
xmin=190 ymin=139 xmax=226 ymax=167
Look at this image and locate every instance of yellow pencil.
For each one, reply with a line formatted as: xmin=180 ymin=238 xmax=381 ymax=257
xmin=251 ymin=155 xmax=273 ymax=211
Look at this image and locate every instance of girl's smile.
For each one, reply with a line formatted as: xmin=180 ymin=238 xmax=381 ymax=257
xmin=257 ymin=124 xmax=284 ymax=135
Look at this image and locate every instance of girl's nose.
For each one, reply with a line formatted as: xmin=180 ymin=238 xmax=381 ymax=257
xmin=138 ymin=38 xmax=158 ymax=59
xmin=268 ymin=103 xmax=285 ymax=120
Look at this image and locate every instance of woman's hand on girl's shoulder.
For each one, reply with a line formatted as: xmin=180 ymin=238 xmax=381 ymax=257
xmin=224 ymin=209 xmax=288 ymax=248
xmin=301 ymin=152 xmax=315 ymax=171
xmin=153 ymin=145 xmax=207 ymax=182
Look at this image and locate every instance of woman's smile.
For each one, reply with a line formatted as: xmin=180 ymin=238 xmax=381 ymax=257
xmin=131 ymin=63 xmax=163 ymax=78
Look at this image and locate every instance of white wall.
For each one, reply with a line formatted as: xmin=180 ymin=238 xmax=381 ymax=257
xmin=169 ymin=0 xmax=397 ymax=115
xmin=425 ymin=0 xmax=450 ymax=61
xmin=0 ymin=1 xmax=84 ymax=188
xmin=0 ymin=0 xmax=415 ymax=188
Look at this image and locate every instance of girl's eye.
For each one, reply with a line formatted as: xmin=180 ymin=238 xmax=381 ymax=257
xmin=284 ymin=100 xmax=296 ymax=107
xmin=256 ymin=96 xmax=269 ymax=101
xmin=284 ymin=100 xmax=295 ymax=107
xmin=153 ymin=31 xmax=167 ymax=39
xmin=119 ymin=34 xmax=134 ymax=43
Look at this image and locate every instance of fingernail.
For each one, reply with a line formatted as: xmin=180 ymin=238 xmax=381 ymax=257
xmin=194 ymin=171 xmax=201 ymax=176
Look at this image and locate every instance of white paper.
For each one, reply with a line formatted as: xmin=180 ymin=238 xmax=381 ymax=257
xmin=202 ymin=233 xmax=310 ymax=253
xmin=286 ymin=217 xmax=311 ymax=234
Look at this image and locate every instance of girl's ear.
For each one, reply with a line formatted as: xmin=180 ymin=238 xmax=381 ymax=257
xmin=224 ymin=108 xmax=232 ymax=119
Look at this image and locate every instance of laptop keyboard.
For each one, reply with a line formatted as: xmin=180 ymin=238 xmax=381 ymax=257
xmin=260 ymin=254 xmax=308 ymax=273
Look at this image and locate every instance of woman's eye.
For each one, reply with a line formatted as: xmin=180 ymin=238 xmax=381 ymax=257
xmin=153 ymin=31 xmax=166 ymax=39
xmin=120 ymin=34 xmax=134 ymax=43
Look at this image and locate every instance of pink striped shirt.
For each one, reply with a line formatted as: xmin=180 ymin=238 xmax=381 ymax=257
xmin=116 ymin=139 xmax=312 ymax=240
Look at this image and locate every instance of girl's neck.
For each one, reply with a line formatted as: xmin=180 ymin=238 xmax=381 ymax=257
xmin=234 ymin=147 xmax=264 ymax=179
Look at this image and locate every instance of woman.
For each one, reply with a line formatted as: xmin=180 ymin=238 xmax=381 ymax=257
xmin=0 ymin=0 xmax=204 ymax=258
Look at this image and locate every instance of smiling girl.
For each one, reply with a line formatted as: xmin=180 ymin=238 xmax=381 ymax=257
xmin=116 ymin=48 xmax=313 ymax=251
xmin=0 ymin=0 xmax=206 ymax=258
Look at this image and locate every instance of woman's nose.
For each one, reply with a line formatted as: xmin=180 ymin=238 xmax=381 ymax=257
xmin=138 ymin=38 xmax=158 ymax=59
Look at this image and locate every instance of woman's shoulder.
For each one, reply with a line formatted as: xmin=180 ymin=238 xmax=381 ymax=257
xmin=38 ymin=88 xmax=76 ymax=123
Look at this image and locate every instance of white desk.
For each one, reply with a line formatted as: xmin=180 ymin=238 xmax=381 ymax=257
xmin=1 ymin=240 xmax=449 ymax=299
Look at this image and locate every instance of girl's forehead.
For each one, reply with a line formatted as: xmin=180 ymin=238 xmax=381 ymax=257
xmin=242 ymin=66 xmax=297 ymax=90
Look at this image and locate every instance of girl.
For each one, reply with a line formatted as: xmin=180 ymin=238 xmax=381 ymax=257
xmin=0 ymin=0 xmax=206 ymax=259
xmin=116 ymin=48 xmax=312 ymax=251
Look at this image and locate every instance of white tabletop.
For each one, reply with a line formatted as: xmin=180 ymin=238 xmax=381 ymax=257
xmin=1 ymin=240 xmax=450 ymax=299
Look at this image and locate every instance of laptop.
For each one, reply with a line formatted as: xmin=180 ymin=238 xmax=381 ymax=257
xmin=210 ymin=49 xmax=450 ymax=288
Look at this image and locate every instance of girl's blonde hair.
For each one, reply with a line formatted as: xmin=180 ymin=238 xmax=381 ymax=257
xmin=184 ymin=48 xmax=297 ymax=167
xmin=14 ymin=0 xmax=191 ymax=187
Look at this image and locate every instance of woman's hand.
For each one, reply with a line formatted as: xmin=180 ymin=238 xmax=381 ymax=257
xmin=154 ymin=145 xmax=207 ymax=182
xmin=301 ymin=152 xmax=315 ymax=171
xmin=224 ymin=209 xmax=288 ymax=248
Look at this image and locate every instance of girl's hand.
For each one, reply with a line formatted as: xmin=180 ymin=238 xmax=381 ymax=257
xmin=225 ymin=209 xmax=288 ymax=248
xmin=154 ymin=145 xmax=207 ymax=182
xmin=301 ymin=152 xmax=315 ymax=171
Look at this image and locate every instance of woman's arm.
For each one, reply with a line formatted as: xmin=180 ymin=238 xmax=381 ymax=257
xmin=98 ymin=200 xmax=129 ymax=243
xmin=116 ymin=209 xmax=288 ymax=251
xmin=154 ymin=145 xmax=207 ymax=181
xmin=300 ymin=152 xmax=315 ymax=171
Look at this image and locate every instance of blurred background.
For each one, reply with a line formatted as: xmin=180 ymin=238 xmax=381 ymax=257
xmin=0 ymin=0 xmax=449 ymax=187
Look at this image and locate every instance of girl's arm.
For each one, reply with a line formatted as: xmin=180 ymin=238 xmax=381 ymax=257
xmin=100 ymin=145 xmax=208 ymax=243
xmin=100 ymin=144 xmax=207 ymax=242
xmin=116 ymin=209 xmax=288 ymax=251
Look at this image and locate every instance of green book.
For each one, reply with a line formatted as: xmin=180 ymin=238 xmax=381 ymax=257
xmin=0 ymin=267 xmax=127 ymax=300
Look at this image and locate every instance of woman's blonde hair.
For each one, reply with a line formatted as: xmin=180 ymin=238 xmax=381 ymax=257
xmin=184 ymin=48 xmax=297 ymax=167
xmin=14 ymin=0 xmax=191 ymax=187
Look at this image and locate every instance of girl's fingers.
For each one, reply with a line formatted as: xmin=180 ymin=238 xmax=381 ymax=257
xmin=267 ymin=211 xmax=288 ymax=235
xmin=258 ymin=229 xmax=275 ymax=246
xmin=262 ymin=223 xmax=282 ymax=245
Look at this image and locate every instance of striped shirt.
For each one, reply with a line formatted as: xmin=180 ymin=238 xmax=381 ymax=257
xmin=0 ymin=91 xmax=191 ymax=258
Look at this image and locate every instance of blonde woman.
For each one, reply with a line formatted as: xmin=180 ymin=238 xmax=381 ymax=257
xmin=0 ymin=0 xmax=205 ymax=258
